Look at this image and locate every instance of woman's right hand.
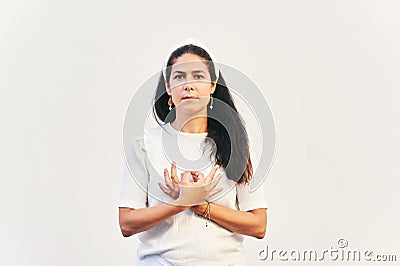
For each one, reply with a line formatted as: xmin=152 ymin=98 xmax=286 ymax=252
xmin=158 ymin=162 xmax=181 ymax=200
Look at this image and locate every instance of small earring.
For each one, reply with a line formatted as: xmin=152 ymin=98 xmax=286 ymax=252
xmin=168 ymin=96 xmax=173 ymax=111
xmin=209 ymin=94 xmax=213 ymax=110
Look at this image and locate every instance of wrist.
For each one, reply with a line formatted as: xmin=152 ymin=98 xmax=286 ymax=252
xmin=166 ymin=203 xmax=190 ymax=212
xmin=194 ymin=201 xmax=212 ymax=227
xmin=190 ymin=202 xmax=208 ymax=215
xmin=177 ymin=204 xmax=191 ymax=212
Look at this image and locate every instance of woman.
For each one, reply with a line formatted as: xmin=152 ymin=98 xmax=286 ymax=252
xmin=118 ymin=39 xmax=268 ymax=265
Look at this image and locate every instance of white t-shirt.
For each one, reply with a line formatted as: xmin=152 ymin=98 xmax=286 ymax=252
xmin=118 ymin=123 xmax=268 ymax=266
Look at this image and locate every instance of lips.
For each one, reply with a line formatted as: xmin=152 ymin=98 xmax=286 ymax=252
xmin=182 ymin=96 xmax=199 ymax=100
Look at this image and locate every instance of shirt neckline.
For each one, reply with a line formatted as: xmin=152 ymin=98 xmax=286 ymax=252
xmin=164 ymin=122 xmax=208 ymax=137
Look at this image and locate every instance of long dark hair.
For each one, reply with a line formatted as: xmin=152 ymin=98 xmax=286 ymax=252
xmin=153 ymin=44 xmax=252 ymax=184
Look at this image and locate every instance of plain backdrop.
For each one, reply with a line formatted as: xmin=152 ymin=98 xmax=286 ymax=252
xmin=1 ymin=1 xmax=399 ymax=265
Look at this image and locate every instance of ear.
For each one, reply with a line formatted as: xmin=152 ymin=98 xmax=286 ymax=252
xmin=210 ymin=82 xmax=216 ymax=94
xmin=165 ymin=80 xmax=171 ymax=95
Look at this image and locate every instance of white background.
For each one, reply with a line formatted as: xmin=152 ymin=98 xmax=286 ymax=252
xmin=1 ymin=1 xmax=399 ymax=265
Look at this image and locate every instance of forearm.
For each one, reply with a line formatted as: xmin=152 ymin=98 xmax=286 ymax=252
xmin=192 ymin=203 xmax=267 ymax=239
xmin=119 ymin=204 xmax=189 ymax=237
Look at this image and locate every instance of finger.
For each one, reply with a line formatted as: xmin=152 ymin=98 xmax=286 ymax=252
xmin=208 ymin=187 xmax=224 ymax=198
xmin=191 ymin=171 xmax=205 ymax=183
xmin=206 ymin=165 xmax=220 ymax=181
xmin=191 ymin=171 xmax=199 ymax=182
xmin=181 ymin=171 xmax=191 ymax=185
xmin=197 ymin=172 xmax=205 ymax=184
xmin=208 ymin=174 xmax=222 ymax=190
xmin=191 ymin=171 xmax=199 ymax=176
xmin=171 ymin=161 xmax=178 ymax=181
xmin=171 ymin=167 xmax=180 ymax=184
xmin=164 ymin=168 xmax=174 ymax=190
xmin=158 ymin=182 xmax=172 ymax=196
xmin=207 ymin=170 xmax=222 ymax=185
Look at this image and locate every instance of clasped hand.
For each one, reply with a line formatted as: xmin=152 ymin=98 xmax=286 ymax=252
xmin=158 ymin=162 xmax=223 ymax=206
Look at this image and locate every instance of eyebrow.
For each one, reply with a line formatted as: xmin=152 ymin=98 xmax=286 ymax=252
xmin=172 ymin=70 xmax=206 ymax=75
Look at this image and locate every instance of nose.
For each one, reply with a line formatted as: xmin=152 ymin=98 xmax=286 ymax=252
xmin=183 ymin=81 xmax=194 ymax=91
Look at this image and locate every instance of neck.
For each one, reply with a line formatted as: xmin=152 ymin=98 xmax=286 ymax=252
xmin=171 ymin=113 xmax=208 ymax=133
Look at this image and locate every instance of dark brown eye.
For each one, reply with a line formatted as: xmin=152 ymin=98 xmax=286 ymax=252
xmin=174 ymin=74 xmax=184 ymax=80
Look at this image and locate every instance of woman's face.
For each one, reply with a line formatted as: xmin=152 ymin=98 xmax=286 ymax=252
xmin=166 ymin=53 xmax=215 ymax=115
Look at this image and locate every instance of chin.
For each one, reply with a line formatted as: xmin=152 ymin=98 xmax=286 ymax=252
xmin=177 ymin=105 xmax=207 ymax=115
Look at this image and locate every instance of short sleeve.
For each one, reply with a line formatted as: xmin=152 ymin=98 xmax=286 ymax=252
xmin=236 ymin=182 xmax=268 ymax=212
xmin=117 ymin=138 xmax=149 ymax=209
